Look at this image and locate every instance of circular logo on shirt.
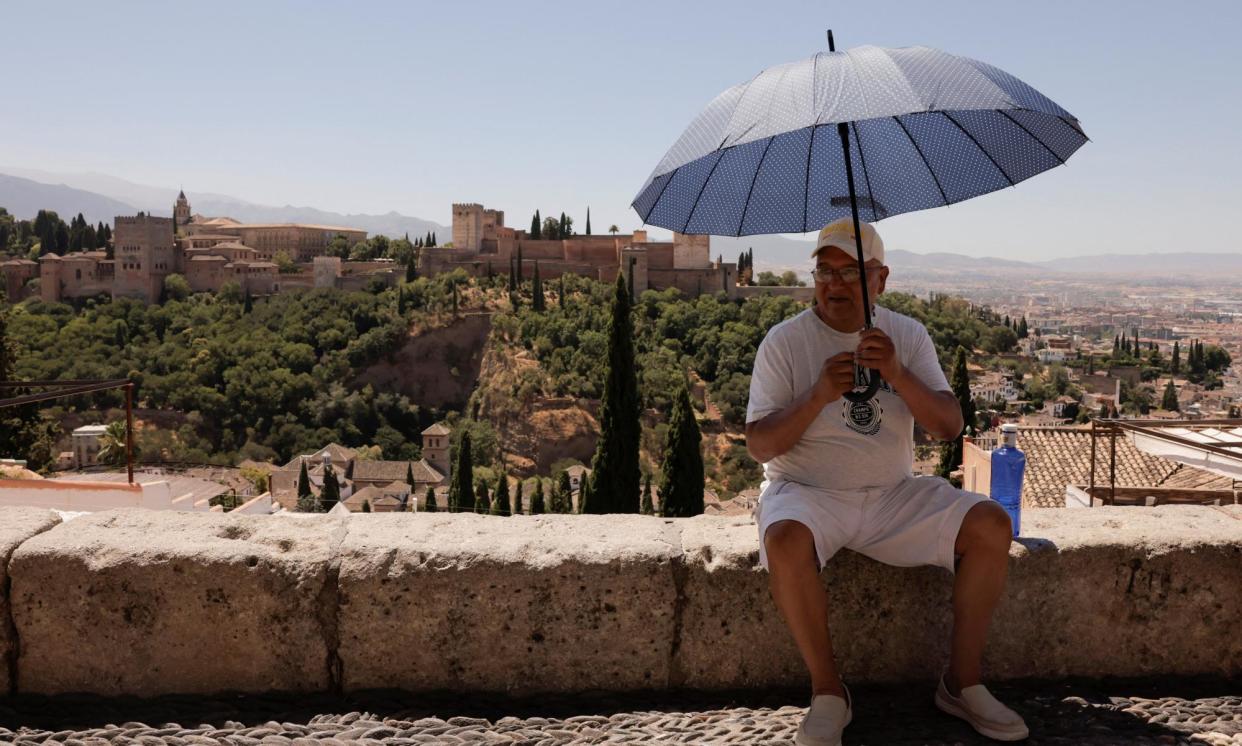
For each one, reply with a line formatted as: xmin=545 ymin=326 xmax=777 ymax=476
xmin=843 ymin=397 xmax=883 ymax=436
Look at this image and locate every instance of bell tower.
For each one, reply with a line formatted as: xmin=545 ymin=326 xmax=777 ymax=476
xmin=173 ymin=190 xmax=191 ymax=231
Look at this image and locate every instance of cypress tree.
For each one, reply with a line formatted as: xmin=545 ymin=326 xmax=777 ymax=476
xmin=361 ymin=500 xmax=372 ymax=513
xmin=398 ymin=287 xmax=407 ymax=315
xmin=480 ymin=480 xmax=495 ymax=515
xmin=531 ymin=210 xmax=541 ymax=239
xmin=320 ymin=464 xmax=341 ymax=512
xmin=423 ymin=487 xmax=437 ymax=512
xmin=508 ymin=256 xmax=517 ymax=292
xmin=1018 ymin=316 xmax=1028 ymax=338
xmin=555 ymin=470 xmax=572 ymax=514
xmin=405 ymin=258 xmax=417 ymax=282
xmin=406 ymin=463 xmax=415 ymax=488
xmin=584 ymin=274 xmax=641 ymax=513
xmin=448 ymin=432 xmax=474 ymax=512
xmin=531 ymin=479 xmax=545 ymax=514
xmin=935 ymin=346 xmax=973 ymax=480
xmin=431 ymin=232 xmax=437 ymax=246
xmin=1172 ymin=341 xmax=1181 ymax=374
xmin=585 ymin=207 xmax=591 ymax=235
xmin=514 ymin=481 xmax=524 ymax=518
xmin=1162 ymin=379 xmax=1179 ymax=411
xmin=243 ymin=288 xmax=253 ymax=313
xmin=578 ymin=477 xmax=590 ymax=513
xmin=516 ymin=244 xmax=523 ymax=281
xmin=657 ymin=380 xmax=705 ymax=517
xmin=495 ymin=474 xmax=511 ymax=515
xmin=532 ymin=262 xmax=545 ymax=312
xmin=296 ymin=460 xmax=315 ymax=512
xmin=627 ymin=257 xmax=636 ymax=303
xmin=640 ymin=473 xmax=654 ymax=515
xmin=559 ymin=212 xmax=568 ymax=239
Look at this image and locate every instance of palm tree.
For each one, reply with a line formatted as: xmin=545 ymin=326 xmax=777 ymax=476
xmin=608 ymin=224 xmax=620 ymax=235
xmin=97 ymin=421 xmax=134 ymax=467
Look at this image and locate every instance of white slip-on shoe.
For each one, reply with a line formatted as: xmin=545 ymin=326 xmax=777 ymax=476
xmin=935 ymin=674 xmax=1029 ymax=741
xmin=794 ymin=684 xmax=852 ymax=746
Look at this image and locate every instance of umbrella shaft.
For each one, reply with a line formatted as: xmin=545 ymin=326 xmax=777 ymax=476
xmin=837 ymin=122 xmax=874 ymax=329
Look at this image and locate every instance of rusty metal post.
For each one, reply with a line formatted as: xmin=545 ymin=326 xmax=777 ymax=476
xmin=1109 ymin=420 xmax=1117 ymax=505
xmin=125 ymin=382 xmax=135 ymax=484
xmin=1089 ymin=419 xmax=1097 ymax=507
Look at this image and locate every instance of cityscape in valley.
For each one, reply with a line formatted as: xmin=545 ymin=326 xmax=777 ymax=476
xmin=1 ymin=176 xmax=1238 ymax=517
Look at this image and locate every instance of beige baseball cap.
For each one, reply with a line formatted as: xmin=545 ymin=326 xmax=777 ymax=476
xmin=811 ymin=216 xmax=884 ymax=264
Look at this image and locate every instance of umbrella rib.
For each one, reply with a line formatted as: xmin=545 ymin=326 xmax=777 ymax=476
xmin=942 ymin=111 xmax=1014 ymax=187
xmin=681 ymin=151 xmax=727 ymax=234
xmin=802 ymin=125 xmax=818 ymax=233
xmin=736 ymin=136 xmax=776 ymax=236
xmin=998 ymin=109 xmax=1065 ymax=165
xmin=640 ymin=168 xmax=680 ymax=224
xmin=849 ymin=121 xmax=877 ymax=218
xmin=892 ymin=115 xmax=949 ymax=207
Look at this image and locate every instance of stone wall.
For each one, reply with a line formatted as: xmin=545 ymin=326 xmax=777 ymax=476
xmin=1 ymin=506 xmax=1239 ymax=698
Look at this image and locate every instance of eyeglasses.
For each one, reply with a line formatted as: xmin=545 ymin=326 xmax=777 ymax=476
xmin=812 ymin=266 xmax=865 ymax=283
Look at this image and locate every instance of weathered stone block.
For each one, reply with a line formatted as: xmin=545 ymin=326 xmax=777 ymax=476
xmin=10 ymin=509 xmax=345 ymax=696
xmin=0 ymin=507 xmax=61 ymax=695
xmin=675 ymin=515 xmax=954 ymax=689
xmin=985 ymin=505 xmax=1242 ymax=680
xmin=336 ymin=513 xmax=680 ymax=693
xmin=676 ymin=507 xmax=1242 ymax=688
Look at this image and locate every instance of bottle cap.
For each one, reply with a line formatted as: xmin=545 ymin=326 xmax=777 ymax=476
xmin=1000 ymin=423 xmax=1018 ymax=434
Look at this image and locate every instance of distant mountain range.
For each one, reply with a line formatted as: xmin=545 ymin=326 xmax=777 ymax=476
xmin=3 ymin=167 xmax=1237 ymax=277
xmin=712 ymin=233 xmax=1241 ymax=278
xmin=0 ymin=167 xmax=450 ymax=240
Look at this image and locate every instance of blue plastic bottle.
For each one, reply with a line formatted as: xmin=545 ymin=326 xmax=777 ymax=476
xmin=990 ymin=424 xmax=1025 ymax=537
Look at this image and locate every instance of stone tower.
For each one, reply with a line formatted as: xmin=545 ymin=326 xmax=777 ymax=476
xmin=174 ymin=190 xmax=191 ymax=229
xmin=672 ymin=232 xmax=711 ymax=269
xmin=421 ymin=422 xmax=453 ymax=480
xmin=451 ymin=203 xmax=484 ymax=252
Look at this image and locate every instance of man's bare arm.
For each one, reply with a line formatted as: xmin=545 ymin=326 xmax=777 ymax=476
xmin=746 ymin=351 xmax=855 ymax=463
xmin=888 ymin=366 xmax=963 ymax=442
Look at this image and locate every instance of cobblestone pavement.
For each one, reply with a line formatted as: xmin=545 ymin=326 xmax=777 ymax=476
xmin=1 ymin=678 xmax=1239 ymax=744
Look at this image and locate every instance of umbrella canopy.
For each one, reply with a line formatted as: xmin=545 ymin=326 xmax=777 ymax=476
xmin=632 ymin=44 xmax=1087 ymax=235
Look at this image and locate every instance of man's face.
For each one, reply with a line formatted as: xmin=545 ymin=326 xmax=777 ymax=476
xmin=813 ymin=246 xmax=887 ymax=324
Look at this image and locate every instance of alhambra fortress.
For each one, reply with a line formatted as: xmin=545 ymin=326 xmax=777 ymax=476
xmin=11 ymin=194 xmax=751 ymax=305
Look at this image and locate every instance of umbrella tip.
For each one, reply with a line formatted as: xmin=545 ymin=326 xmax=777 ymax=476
xmin=827 ymin=29 xmax=835 ymax=51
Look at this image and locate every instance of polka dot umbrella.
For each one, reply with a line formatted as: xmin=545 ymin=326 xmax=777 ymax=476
xmin=631 ymin=32 xmax=1087 ymax=401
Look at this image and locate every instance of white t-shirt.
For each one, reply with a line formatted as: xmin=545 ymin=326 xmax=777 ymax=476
xmin=746 ymin=306 xmax=951 ymax=492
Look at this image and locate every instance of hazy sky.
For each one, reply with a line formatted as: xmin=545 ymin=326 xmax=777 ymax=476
xmin=2 ymin=0 xmax=1239 ymax=259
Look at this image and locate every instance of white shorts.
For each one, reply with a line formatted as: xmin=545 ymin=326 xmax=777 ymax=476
xmin=754 ymin=475 xmax=990 ymax=574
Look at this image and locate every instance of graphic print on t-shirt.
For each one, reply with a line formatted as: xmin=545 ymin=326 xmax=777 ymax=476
xmin=842 ymin=366 xmax=886 ymax=436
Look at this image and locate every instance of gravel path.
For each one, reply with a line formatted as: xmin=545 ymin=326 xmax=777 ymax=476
xmin=1 ymin=678 xmax=1239 ymax=744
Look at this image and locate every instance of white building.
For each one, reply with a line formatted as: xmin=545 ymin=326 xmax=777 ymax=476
xmin=71 ymin=424 xmax=109 ymax=468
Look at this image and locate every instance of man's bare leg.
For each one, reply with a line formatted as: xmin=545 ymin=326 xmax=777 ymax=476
xmin=765 ymin=520 xmax=846 ymax=697
xmin=946 ymin=501 xmax=1013 ymax=695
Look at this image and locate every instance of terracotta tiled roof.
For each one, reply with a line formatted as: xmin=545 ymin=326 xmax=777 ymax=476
xmin=410 ymin=459 xmax=445 ymax=483
xmin=1156 ymin=463 xmax=1236 ymax=490
xmin=1016 ymin=426 xmax=1225 ymax=508
xmin=353 ymin=460 xmax=415 ymax=483
xmin=421 ymin=423 xmax=451 ymax=436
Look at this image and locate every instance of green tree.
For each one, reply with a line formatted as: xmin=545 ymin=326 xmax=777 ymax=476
xmin=448 ymin=432 xmax=474 ymax=512
xmin=608 ymin=224 xmax=619 ymax=235
xmin=406 ymin=462 xmax=415 ymax=489
xmin=640 ymin=473 xmax=654 ymax=515
xmin=97 ymin=421 xmax=133 ymax=467
xmin=578 ymin=477 xmax=591 ymax=513
xmin=480 ymin=479 xmax=496 ymax=515
xmin=532 ymin=262 xmax=545 ymax=312
xmin=935 ymin=346 xmax=973 ymax=481
xmin=320 ymin=463 xmax=341 ymax=512
xmin=405 ymin=258 xmax=417 ymax=283
xmin=361 ymin=499 xmax=372 ymax=513
xmin=1162 ymin=379 xmax=1179 ymax=411
xmin=296 ymin=460 xmax=315 ymax=512
xmin=558 ymin=274 xmax=566 ymax=310
xmin=657 ymin=380 xmax=705 ymax=517
xmin=162 ymin=274 xmax=191 ymax=301
xmin=555 ymin=470 xmax=572 ymax=514
xmin=584 ymin=274 xmax=641 ymax=513
xmin=424 ymin=485 xmax=437 ymax=513
xmin=530 ymin=479 xmax=546 ymax=514
xmin=496 ymin=474 xmax=512 ymax=515
xmin=1018 ymin=316 xmax=1028 ymax=339
xmin=542 ymin=216 xmax=560 ymax=240
xmin=1171 ymin=341 xmax=1180 ymax=374
xmin=585 ymin=207 xmax=591 ymax=235
xmin=530 ymin=210 xmax=541 ymax=239
xmin=514 ymin=480 xmax=524 ymax=517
